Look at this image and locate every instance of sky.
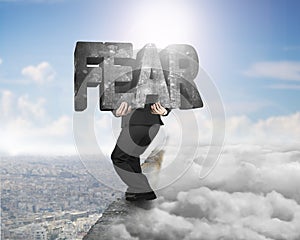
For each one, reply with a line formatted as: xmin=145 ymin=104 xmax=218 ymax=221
xmin=0 ymin=0 xmax=300 ymax=156
xmin=1 ymin=1 xmax=300 ymax=238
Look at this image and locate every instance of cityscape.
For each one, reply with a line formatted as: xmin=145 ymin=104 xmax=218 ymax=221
xmin=1 ymin=155 xmax=122 ymax=240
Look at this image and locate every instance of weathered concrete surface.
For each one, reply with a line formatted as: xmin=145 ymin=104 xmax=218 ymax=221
xmin=83 ymin=196 xmax=156 ymax=240
xmin=134 ymin=44 xmax=171 ymax=108
xmin=74 ymin=42 xmax=134 ymax=111
xmin=74 ymin=42 xmax=203 ymax=111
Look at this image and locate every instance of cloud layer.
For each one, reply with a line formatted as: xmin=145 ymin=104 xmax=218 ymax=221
xmin=89 ymin=109 xmax=300 ymax=240
xmin=1 ymin=85 xmax=300 ymax=157
xmin=104 ymin=143 xmax=300 ymax=240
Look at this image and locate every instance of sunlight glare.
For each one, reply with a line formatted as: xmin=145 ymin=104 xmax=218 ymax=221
xmin=126 ymin=0 xmax=196 ymax=49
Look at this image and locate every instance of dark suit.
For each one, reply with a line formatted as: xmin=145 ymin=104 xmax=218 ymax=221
xmin=111 ymin=103 xmax=171 ymax=194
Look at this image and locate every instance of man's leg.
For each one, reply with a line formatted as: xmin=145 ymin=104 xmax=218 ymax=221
xmin=111 ymin=124 xmax=160 ymax=194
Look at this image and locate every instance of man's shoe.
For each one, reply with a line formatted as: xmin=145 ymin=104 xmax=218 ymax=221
xmin=125 ymin=191 xmax=136 ymax=198
xmin=140 ymin=191 xmax=157 ymax=200
xmin=125 ymin=191 xmax=157 ymax=201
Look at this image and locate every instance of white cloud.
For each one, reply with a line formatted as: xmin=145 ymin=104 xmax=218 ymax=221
xmin=18 ymin=94 xmax=46 ymax=119
xmin=0 ymin=89 xmax=75 ymax=155
xmin=22 ymin=62 xmax=55 ymax=84
xmin=244 ymin=61 xmax=300 ymax=81
xmin=0 ymin=57 xmax=2 ymax=65
xmin=109 ymin=224 xmax=139 ymax=240
xmin=225 ymin=112 xmax=300 ymax=145
xmin=269 ymin=84 xmax=300 ymax=90
xmin=199 ymin=145 xmax=300 ymax=201
xmin=1 ymin=90 xmax=13 ymax=118
xmin=162 ymin=110 xmax=300 ymax=150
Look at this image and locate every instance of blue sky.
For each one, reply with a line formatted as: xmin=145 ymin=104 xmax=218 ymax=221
xmin=0 ymin=0 xmax=300 ymax=155
xmin=1 ymin=0 xmax=299 ymax=119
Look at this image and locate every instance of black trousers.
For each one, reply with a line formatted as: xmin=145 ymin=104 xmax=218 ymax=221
xmin=111 ymin=124 xmax=160 ymax=194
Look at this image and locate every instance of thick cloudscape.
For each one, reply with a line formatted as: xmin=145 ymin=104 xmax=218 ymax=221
xmin=91 ymin=110 xmax=300 ymax=240
xmin=244 ymin=61 xmax=300 ymax=81
xmin=21 ymin=61 xmax=55 ymax=84
xmin=104 ymin=143 xmax=300 ymax=240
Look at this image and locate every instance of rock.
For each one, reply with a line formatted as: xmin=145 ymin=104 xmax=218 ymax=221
xmin=83 ymin=196 xmax=155 ymax=240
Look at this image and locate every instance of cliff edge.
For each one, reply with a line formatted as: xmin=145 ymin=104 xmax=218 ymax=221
xmin=83 ymin=196 xmax=156 ymax=240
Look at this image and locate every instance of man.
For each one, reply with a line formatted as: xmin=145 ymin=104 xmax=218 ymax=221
xmin=111 ymin=101 xmax=171 ymax=201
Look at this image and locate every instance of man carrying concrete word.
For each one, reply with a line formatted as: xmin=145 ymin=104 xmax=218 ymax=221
xmin=111 ymin=101 xmax=171 ymax=201
xmin=73 ymin=42 xmax=203 ymax=201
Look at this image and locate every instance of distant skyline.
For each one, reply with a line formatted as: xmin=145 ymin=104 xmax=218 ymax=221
xmin=0 ymin=0 xmax=299 ymax=155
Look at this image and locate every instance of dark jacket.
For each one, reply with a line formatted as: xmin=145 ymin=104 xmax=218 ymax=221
xmin=112 ymin=103 xmax=171 ymax=128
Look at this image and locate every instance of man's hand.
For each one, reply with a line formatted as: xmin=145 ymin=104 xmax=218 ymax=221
xmin=115 ymin=102 xmax=132 ymax=117
xmin=150 ymin=102 xmax=168 ymax=115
